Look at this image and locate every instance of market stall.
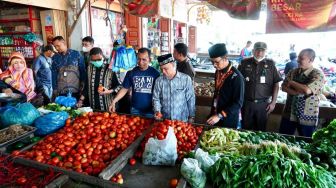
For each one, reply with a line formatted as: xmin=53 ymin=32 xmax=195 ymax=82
xmin=1 ymin=107 xmax=336 ymax=187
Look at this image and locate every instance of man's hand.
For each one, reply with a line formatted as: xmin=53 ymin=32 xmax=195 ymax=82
xmin=206 ymin=115 xmax=221 ymax=125
xmin=266 ymin=102 xmax=276 ymax=114
xmin=109 ymin=101 xmax=116 ymax=113
xmin=98 ymin=89 xmax=112 ymax=95
xmin=188 ymin=117 xmax=195 ymax=124
xmin=3 ymin=88 xmax=13 ymax=95
xmin=76 ymin=100 xmax=83 ymax=108
xmin=154 ymin=112 xmax=163 ymax=120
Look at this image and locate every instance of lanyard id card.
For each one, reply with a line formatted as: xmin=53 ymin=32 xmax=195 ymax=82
xmin=260 ymin=76 xmax=265 ymax=83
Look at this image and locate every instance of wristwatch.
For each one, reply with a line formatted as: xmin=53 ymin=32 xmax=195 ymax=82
xmin=217 ymin=113 xmax=224 ymax=120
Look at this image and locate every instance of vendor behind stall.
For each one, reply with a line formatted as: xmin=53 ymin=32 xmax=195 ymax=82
xmin=206 ymin=43 xmax=245 ymax=128
xmin=153 ymin=54 xmax=195 ymax=122
xmin=0 ymin=52 xmax=36 ymax=102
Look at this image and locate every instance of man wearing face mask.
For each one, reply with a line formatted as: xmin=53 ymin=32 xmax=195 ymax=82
xmin=238 ymin=42 xmax=282 ymax=131
xmin=86 ymin=47 xmax=121 ymax=111
xmin=153 ymin=54 xmax=195 ymax=122
xmin=82 ymin=36 xmax=94 ymax=67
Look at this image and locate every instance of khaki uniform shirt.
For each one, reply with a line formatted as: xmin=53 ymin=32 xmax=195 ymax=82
xmin=238 ymin=57 xmax=282 ymax=101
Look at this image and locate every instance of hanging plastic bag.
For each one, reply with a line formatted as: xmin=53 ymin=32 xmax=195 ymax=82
xmin=142 ymin=126 xmax=178 ymax=166
xmin=55 ymin=92 xmax=77 ymax=108
xmin=124 ymin=47 xmax=136 ymax=69
xmin=0 ymin=103 xmax=40 ymax=127
xmin=181 ymin=158 xmax=206 ymax=188
xmin=34 ymin=111 xmax=69 ymax=136
xmin=194 ymin=148 xmax=220 ymax=173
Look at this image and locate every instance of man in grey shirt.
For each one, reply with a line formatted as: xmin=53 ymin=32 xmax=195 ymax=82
xmin=153 ymin=53 xmax=195 ymax=122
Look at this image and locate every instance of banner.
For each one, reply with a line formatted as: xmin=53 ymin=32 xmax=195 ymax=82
xmin=208 ymin=0 xmax=262 ymax=19
xmin=266 ymin=0 xmax=336 ymax=33
xmin=123 ymin=0 xmax=159 ymax=17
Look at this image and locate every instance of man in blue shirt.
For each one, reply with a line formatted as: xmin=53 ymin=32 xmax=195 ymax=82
xmin=52 ymin=36 xmax=86 ymax=106
xmin=153 ymin=54 xmax=195 ymax=122
xmin=109 ymin=48 xmax=160 ymax=117
xmin=284 ymin=52 xmax=298 ymax=75
xmin=33 ymin=44 xmax=55 ymax=99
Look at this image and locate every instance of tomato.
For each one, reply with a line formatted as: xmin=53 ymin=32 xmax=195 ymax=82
xmin=103 ymin=112 xmax=109 ymax=118
xmin=16 ymin=177 xmax=27 ymax=185
xmin=170 ymin=178 xmax=178 ymax=188
xmin=129 ymin=158 xmax=136 ymax=166
xmin=12 ymin=150 xmax=21 ymax=156
xmin=65 ymin=119 xmax=71 ymax=125
xmin=116 ymin=173 xmax=123 ymax=179
xmin=78 ymin=148 xmax=86 ymax=155
xmin=117 ymin=178 xmax=123 ymax=184
xmin=35 ymin=155 xmax=44 ymax=162
xmin=52 ymin=157 xmax=60 ymax=164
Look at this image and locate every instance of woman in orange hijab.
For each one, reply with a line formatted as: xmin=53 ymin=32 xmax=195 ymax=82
xmin=0 ymin=52 xmax=36 ymax=101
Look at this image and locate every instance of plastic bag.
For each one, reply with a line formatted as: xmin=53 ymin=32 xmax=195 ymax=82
xmin=112 ymin=46 xmax=137 ymax=72
xmin=181 ymin=158 xmax=206 ymax=188
xmin=55 ymin=93 xmax=77 ymax=108
xmin=34 ymin=111 xmax=69 ymax=136
xmin=142 ymin=127 xmax=177 ymax=166
xmin=0 ymin=103 xmax=40 ymax=127
xmin=195 ymin=148 xmax=220 ymax=173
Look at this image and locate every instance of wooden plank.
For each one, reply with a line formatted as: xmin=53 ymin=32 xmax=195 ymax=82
xmin=99 ymin=126 xmax=153 ymax=180
xmin=12 ymin=156 xmax=120 ymax=188
xmin=45 ymin=175 xmax=69 ymax=188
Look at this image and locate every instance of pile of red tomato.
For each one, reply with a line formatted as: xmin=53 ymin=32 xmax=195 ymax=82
xmin=137 ymin=120 xmax=203 ymax=160
xmin=21 ymin=112 xmax=151 ymax=176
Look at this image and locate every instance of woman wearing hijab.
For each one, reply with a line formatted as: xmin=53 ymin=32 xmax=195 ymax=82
xmin=0 ymin=52 xmax=36 ymax=101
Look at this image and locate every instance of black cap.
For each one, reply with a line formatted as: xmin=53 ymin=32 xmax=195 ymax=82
xmin=208 ymin=43 xmax=228 ymax=58
xmin=254 ymin=42 xmax=267 ymax=50
xmin=157 ymin=54 xmax=174 ymax=66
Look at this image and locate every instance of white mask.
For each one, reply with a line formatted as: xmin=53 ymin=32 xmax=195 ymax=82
xmin=82 ymin=47 xmax=90 ymax=52
xmin=254 ymin=56 xmax=265 ymax=62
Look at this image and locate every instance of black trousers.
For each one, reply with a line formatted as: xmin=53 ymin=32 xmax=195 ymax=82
xmin=241 ymin=101 xmax=269 ymax=131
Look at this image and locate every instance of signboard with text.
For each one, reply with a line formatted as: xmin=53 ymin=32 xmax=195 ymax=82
xmin=267 ymin=0 xmax=336 ymax=33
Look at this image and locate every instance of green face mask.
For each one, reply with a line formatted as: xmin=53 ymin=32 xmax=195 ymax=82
xmin=91 ymin=60 xmax=104 ymax=68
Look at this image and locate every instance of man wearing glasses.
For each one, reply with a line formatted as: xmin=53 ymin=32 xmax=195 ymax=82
xmin=109 ymin=48 xmax=160 ymax=117
xmin=238 ymin=42 xmax=282 ymax=131
xmin=206 ymin=43 xmax=245 ymax=128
